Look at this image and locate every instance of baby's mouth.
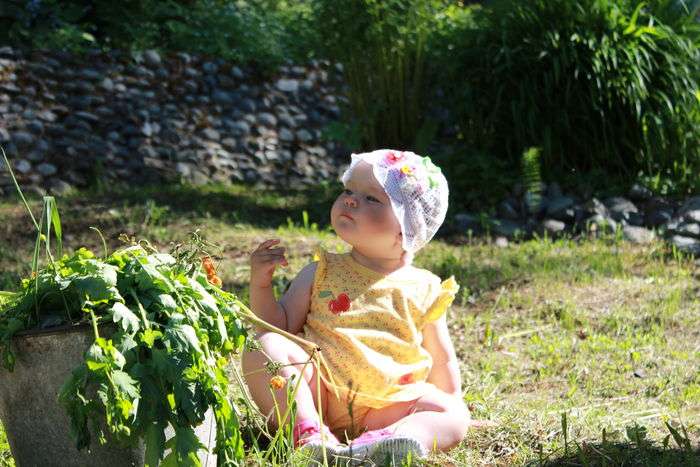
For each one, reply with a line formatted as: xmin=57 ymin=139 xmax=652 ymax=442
xmin=340 ymin=213 xmax=354 ymax=221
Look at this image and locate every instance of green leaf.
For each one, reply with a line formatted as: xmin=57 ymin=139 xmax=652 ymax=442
xmin=112 ymin=370 xmax=140 ymax=399
xmin=111 ymin=302 xmax=140 ymax=334
xmin=165 ymin=324 xmax=202 ymax=355
xmin=318 ymin=290 xmax=332 ymax=298
xmin=140 ymin=328 xmax=163 ymax=348
xmin=174 ymin=426 xmax=205 ymax=467
xmin=144 ymin=421 xmax=166 ymax=467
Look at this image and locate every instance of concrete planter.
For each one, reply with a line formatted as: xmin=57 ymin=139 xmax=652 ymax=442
xmin=0 ymin=323 xmax=216 ymax=466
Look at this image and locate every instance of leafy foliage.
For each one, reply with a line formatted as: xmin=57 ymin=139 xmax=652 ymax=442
xmin=0 ymin=0 xmax=317 ymax=73
xmin=442 ymin=0 xmax=700 ymax=194
xmin=312 ymin=0 xmax=449 ymax=150
xmin=0 ymin=243 xmax=248 ymax=465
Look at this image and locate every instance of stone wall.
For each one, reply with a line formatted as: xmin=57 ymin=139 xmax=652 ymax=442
xmin=0 ymin=46 xmax=350 ymax=196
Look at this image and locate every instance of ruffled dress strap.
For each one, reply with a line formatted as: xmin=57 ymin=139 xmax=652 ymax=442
xmin=423 ymin=276 xmax=460 ymax=324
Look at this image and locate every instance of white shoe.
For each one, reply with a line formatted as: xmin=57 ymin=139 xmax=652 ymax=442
xmin=335 ymin=428 xmax=427 ymax=466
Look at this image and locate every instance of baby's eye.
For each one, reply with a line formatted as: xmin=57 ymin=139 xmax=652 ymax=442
xmin=343 ymin=189 xmax=353 ymax=196
xmin=366 ymin=196 xmax=381 ymax=203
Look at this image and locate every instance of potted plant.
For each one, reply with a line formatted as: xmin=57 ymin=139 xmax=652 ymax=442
xmin=0 ymin=147 xmax=335 ymax=466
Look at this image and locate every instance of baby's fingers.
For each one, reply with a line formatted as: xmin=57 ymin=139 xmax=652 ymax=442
xmin=255 ymin=239 xmax=280 ymax=251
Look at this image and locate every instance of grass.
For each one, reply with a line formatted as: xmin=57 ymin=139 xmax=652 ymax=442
xmin=0 ymin=182 xmax=698 ymax=466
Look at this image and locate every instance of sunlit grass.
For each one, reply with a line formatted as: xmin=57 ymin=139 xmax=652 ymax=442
xmin=0 ymin=183 xmax=698 ymax=465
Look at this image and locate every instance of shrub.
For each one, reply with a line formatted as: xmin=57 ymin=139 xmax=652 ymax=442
xmin=0 ymin=0 xmax=317 ymax=72
xmin=311 ymin=0 xmax=452 ymax=150
xmin=442 ymin=0 xmax=700 ymax=194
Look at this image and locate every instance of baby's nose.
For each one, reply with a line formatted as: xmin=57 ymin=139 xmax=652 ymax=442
xmin=344 ymin=196 xmax=357 ymax=208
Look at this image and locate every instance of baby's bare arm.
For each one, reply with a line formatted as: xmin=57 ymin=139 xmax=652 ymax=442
xmin=278 ymin=262 xmax=317 ymax=335
xmin=422 ymin=313 xmax=462 ymax=397
xmin=249 ymin=239 xmax=317 ymax=333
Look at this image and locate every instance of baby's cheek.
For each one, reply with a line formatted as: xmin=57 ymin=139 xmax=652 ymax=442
xmin=367 ymin=209 xmax=398 ymax=235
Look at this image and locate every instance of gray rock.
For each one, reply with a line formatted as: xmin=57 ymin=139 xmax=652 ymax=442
xmin=678 ymin=196 xmax=700 ymax=217
xmin=221 ymin=138 xmax=237 ymax=151
xmin=603 ymin=196 xmax=638 ymax=222
xmin=202 ymin=128 xmax=220 ymax=141
xmin=258 ymin=113 xmax=277 ymax=127
xmin=623 ymin=225 xmax=655 ymax=244
xmin=584 ymin=197 xmax=609 ymax=217
xmin=175 ymin=162 xmax=192 ymax=178
xmin=13 ymin=159 xmax=31 ymax=174
xmin=48 ymin=179 xmax=73 ymax=196
xmin=586 ymin=213 xmax=618 ymax=233
xmin=141 ymin=122 xmax=154 ymax=137
xmin=0 ymin=127 xmax=9 ymax=142
xmin=276 ymin=79 xmax=299 ymax=93
xmin=278 ymin=114 xmax=297 ymax=129
xmin=36 ymin=110 xmax=57 ymax=123
xmin=669 ymin=235 xmax=700 ymax=255
xmin=296 ymin=129 xmax=313 ymax=143
xmin=36 ymin=162 xmax=57 ymax=176
xmin=239 ymin=98 xmax=256 ymax=113
xmin=27 ymin=120 xmax=44 ymax=134
xmin=224 ymin=120 xmax=250 ymax=136
xmin=231 ymin=66 xmax=245 ymax=80
xmin=541 ymin=219 xmax=566 ymax=235
xmin=685 ymin=210 xmax=700 ymax=224
xmin=74 ymin=111 xmax=100 ymax=123
xmin=497 ymin=198 xmax=519 ymax=220
xmin=212 ymin=90 xmax=234 ymax=105
xmin=675 ymin=222 xmax=700 ymax=238
xmin=545 ymin=196 xmax=575 ymax=218
xmin=625 ymin=211 xmax=645 ymax=227
xmin=202 ymin=62 xmax=218 ymax=74
xmin=494 ymin=236 xmax=509 ymax=248
xmin=12 ymin=131 xmax=34 ymax=148
xmin=628 ymin=183 xmax=652 ymax=201
xmin=645 ymin=209 xmax=673 ymax=228
xmin=143 ymin=50 xmax=162 ymax=67
xmin=100 ymin=78 xmax=114 ymax=92
xmin=279 ymin=128 xmax=295 ymax=143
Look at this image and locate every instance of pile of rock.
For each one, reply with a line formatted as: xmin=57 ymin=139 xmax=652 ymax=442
xmin=0 ymin=46 xmax=350 ymax=196
xmin=454 ymin=182 xmax=700 ymax=256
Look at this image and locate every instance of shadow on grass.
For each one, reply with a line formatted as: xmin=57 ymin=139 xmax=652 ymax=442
xmin=531 ymin=443 xmax=699 ymax=467
xmin=528 ymin=422 xmax=699 ymax=467
xmin=83 ymin=181 xmax=341 ymax=229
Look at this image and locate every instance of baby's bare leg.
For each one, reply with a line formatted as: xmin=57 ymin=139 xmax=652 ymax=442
xmin=360 ymin=385 xmax=470 ymax=452
xmin=241 ymin=331 xmax=328 ymax=430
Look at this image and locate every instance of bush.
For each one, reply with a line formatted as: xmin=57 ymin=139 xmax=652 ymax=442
xmin=311 ymin=0 xmax=451 ymax=151
xmin=0 ymin=0 xmax=317 ymax=73
xmin=441 ymin=0 xmax=700 ymax=194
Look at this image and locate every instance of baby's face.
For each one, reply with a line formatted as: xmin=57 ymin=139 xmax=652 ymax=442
xmin=330 ymin=161 xmax=403 ymax=258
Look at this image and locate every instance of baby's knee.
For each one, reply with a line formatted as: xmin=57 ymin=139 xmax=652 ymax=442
xmin=241 ymin=331 xmax=282 ymax=370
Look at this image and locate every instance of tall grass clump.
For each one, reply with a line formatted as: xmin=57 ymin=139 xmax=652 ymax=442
xmin=443 ymin=0 xmax=700 ymax=194
xmin=312 ymin=0 xmax=450 ymax=150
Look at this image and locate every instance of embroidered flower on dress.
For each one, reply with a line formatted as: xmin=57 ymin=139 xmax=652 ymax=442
xmin=398 ymin=373 xmax=414 ymax=385
xmin=319 ymin=290 xmax=351 ymax=314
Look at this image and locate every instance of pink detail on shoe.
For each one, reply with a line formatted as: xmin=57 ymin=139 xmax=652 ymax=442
xmin=293 ymin=420 xmax=320 ymax=447
xmin=293 ymin=420 xmax=341 ymax=448
xmin=351 ymin=427 xmax=394 ymax=448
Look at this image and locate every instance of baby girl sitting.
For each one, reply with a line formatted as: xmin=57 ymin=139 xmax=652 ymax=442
xmin=242 ymin=149 xmax=472 ymax=465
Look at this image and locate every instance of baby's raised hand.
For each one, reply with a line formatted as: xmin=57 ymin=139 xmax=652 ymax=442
xmin=249 ymin=239 xmax=288 ymax=288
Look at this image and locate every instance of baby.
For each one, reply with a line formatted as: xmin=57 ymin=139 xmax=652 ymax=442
xmin=242 ymin=149 xmax=471 ymax=465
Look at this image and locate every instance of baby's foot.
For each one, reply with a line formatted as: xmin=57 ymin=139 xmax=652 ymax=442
xmin=336 ymin=428 xmax=427 ymax=466
xmin=294 ymin=420 xmax=346 ymax=465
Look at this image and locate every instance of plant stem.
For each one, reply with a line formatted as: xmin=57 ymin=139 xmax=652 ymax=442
xmin=1 ymin=145 xmax=39 ymax=230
